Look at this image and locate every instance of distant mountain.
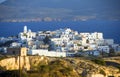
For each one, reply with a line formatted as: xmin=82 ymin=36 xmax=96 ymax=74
xmin=0 ymin=0 xmax=120 ymax=22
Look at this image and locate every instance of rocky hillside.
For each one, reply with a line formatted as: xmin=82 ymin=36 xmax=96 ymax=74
xmin=0 ymin=56 xmax=120 ymax=77
xmin=0 ymin=56 xmax=47 ymax=70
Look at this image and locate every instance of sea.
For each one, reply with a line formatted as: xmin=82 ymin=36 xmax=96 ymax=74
xmin=0 ymin=20 xmax=120 ymax=44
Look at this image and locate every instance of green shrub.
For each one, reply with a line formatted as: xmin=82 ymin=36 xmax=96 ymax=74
xmin=99 ymin=69 xmax=106 ymax=76
xmin=0 ymin=66 xmax=6 ymax=71
xmin=116 ymin=66 xmax=120 ymax=71
xmin=0 ymin=70 xmax=19 ymax=77
xmin=0 ymin=69 xmax=27 ymax=77
xmin=39 ymin=65 xmax=49 ymax=73
xmin=91 ymin=59 xmax=106 ymax=66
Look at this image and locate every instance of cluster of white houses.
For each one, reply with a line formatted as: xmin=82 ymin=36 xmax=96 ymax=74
xmin=0 ymin=26 xmax=120 ymax=57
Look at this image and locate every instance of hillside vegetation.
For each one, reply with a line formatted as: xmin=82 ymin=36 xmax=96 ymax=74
xmin=0 ymin=56 xmax=120 ymax=77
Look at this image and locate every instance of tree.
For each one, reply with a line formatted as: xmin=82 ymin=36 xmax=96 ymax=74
xmin=43 ymin=36 xmax=50 ymax=44
xmin=109 ymin=48 xmax=115 ymax=57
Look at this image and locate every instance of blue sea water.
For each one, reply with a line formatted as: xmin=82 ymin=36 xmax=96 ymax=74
xmin=0 ymin=20 xmax=120 ymax=44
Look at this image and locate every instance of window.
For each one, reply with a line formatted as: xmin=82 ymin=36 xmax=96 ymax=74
xmin=13 ymin=51 xmax=15 ymax=55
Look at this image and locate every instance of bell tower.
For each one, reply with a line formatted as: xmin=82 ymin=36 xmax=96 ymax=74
xmin=24 ymin=25 xmax=27 ymax=33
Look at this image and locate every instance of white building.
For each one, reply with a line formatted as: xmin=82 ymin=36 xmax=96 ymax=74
xmin=111 ymin=44 xmax=119 ymax=51
xmin=91 ymin=32 xmax=103 ymax=39
xmin=80 ymin=32 xmax=103 ymax=45
xmin=96 ymin=39 xmax=105 ymax=45
xmin=10 ymin=42 xmax=21 ymax=47
xmin=88 ymin=44 xmax=97 ymax=50
xmin=97 ymin=46 xmax=110 ymax=53
xmin=117 ymin=46 xmax=120 ymax=52
xmin=28 ymin=49 xmax=66 ymax=57
xmin=80 ymin=32 xmax=103 ymax=39
xmin=104 ymin=39 xmax=114 ymax=45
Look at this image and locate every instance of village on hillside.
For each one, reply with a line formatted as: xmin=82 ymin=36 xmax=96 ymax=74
xmin=0 ymin=26 xmax=120 ymax=57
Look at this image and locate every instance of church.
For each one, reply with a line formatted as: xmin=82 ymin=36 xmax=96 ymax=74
xmin=19 ymin=26 xmax=36 ymax=41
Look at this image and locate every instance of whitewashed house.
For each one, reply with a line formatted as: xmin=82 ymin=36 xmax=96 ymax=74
xmin=104 ymin=39 xmax=114 ymax=45
xmin=97 ymin=46 xmax=110 ymax=53
xmin=91 ymin=32 xmax=103 ymax=39
xmin=95 ymin=39 xmax=105 ymax=45
xmin=10 ymin=42 xmax=21 ymax=47
xmin=111 ymin=44 xmax=119 ymax=51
